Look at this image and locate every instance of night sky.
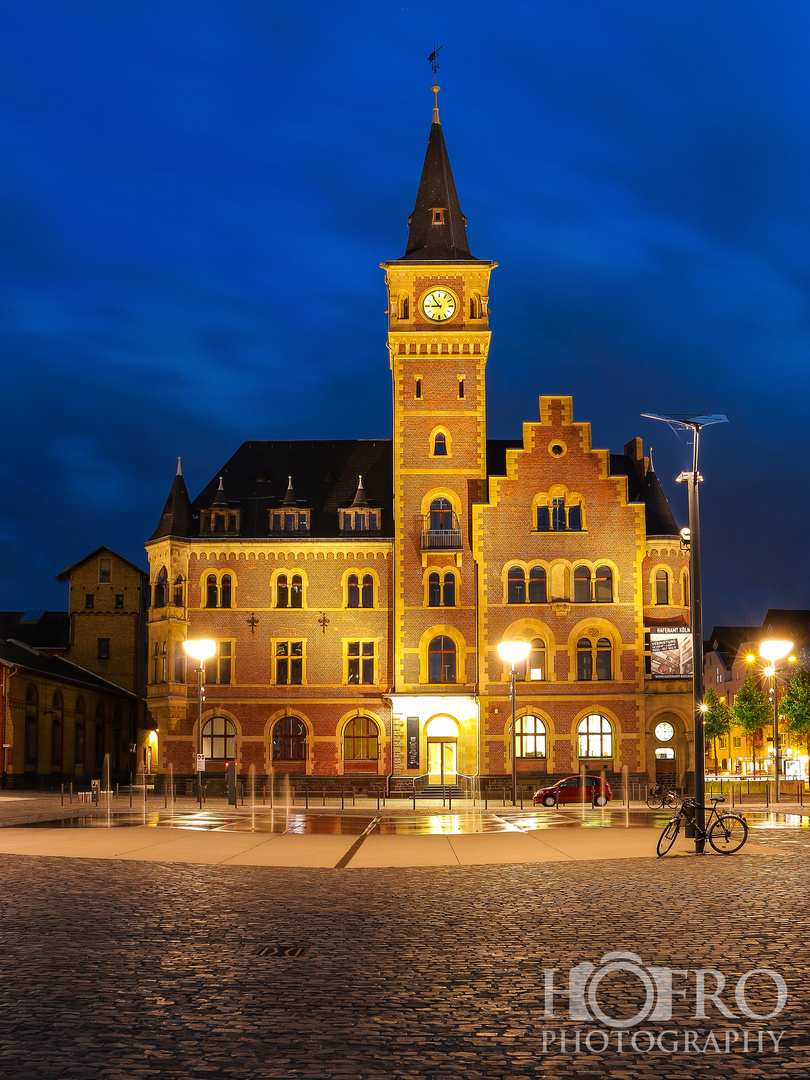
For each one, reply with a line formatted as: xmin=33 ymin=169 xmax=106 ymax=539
xmin=2 ymin=2 xmax=809 ymax=629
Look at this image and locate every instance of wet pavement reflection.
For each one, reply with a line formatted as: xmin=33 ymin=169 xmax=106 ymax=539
xmin=13 ymin=806 xmax=810 ymax=833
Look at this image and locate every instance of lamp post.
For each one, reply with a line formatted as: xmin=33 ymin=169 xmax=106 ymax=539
xmin=498 ymin=640 xmax=531 ymax=805
xmin=758 ymin=638 xmax=794 ymax=801
xmin=642 ymin=412 xmax=727 ymax=854
xmin=183 ymin=639 xmax=216 ymax=808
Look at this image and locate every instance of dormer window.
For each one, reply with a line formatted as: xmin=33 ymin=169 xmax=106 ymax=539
xmin=341 ymin=511 xmax=380 ymax=533
xmin=432 ymin=208 xmax=445 ymax=224
xmin=270 ymin=509 xmax=309 ymax=535
xmin=202 ymin=511 xmax=240 ymax=535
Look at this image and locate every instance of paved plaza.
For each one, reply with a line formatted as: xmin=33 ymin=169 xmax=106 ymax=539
xmin=0 ymin=793 xmax=808 ymax=1079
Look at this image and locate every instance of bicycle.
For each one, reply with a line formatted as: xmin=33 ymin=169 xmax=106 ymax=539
xmin=646 ymin=784 xmax=682 ymax=810
xmin=656 ymin=796 xmax=749 ymax=857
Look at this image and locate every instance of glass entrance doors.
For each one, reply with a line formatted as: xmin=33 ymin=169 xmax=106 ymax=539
xmin=428 ymin=740 xmax=457 ymax=785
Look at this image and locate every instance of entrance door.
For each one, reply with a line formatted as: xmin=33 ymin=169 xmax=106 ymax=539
xmin=428 ymin=741 xmax=457 ymax=785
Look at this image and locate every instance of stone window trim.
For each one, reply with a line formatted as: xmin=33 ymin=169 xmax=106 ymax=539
xmin=201 ymin=570 xmax=235 ymax=610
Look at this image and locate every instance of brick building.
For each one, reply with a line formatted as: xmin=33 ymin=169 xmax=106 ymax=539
xmin=145 ymin=88 xmax=693 ymax=796
xmin=0 ymin=547 xmax=147 ymax=786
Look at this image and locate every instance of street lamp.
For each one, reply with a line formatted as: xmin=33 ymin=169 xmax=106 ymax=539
xmin=758 ymin=638 xmax=794 ymax=800
xmin=498 ymin=639 xmax=531 ymax=805
xmin=183 ymin=638 xmax=216 ymax=808
xmin=642 ymin=412 xmax=727 ymax=854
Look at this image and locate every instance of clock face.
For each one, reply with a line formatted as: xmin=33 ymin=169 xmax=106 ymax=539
xmin=421 ymin=288 xmax=457 ymax=322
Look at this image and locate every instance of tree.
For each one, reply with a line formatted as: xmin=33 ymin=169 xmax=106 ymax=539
xmin=702 ymin=688 xmax=732 ymax=771
xmin=731 ymin=673 xmax=771 ymax=777
xmin=781 ymin=656 xmax=810 ymax=765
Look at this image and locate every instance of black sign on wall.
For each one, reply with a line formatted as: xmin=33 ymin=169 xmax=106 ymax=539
xmin=407 ymin=717 xmax=420 ymax=769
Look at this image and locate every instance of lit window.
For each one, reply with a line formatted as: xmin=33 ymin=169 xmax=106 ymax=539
xmin=202 ymin=716 xmax=236 ymax=760
xmin=516 ymin=639 xmax=546 ymax=682
xmin=344 ymin=716 xmax=379 ymax=760
xmin=516 ymin=714 xmax=547 ymax=758
xmin=577 ymin=714 xmax=613 ymax=758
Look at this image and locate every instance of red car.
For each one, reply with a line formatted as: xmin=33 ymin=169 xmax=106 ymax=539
xmin=533 ymin=775 xmax=612 ymax=807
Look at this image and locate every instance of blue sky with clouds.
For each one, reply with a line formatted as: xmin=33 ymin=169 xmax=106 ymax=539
xmin=2 ymin=1 xmax=809 ymax=628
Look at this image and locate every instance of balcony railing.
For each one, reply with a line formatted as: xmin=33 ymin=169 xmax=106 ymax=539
xmin=420 ymin=527 xmax=463 ymax=551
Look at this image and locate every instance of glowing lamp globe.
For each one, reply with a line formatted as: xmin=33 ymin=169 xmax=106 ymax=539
xmin=183 ymin=639 xmax=217 ymax=662
xmin=497 ymin=640 xmax=531 ymax=665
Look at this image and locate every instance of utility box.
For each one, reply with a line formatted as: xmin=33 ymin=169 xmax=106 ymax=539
xmin=91 ymin=779 xmax=100 ymax=805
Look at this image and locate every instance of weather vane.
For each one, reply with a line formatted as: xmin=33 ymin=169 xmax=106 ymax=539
xmin=428 ymin=45 xmax=443 ymax=79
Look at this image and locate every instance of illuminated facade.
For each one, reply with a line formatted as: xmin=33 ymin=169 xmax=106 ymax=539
xmin=145 ymin=89 xmax=694 ymax=795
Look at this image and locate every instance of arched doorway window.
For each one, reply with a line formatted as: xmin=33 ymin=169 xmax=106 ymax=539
xmin=202 ymin=716 xmax=236 ymax=760
xmin=343 ymin=717 xmax=379 ymax=761
xmin=429 ymin=498 xmax=453 ymax=531
xmin=272 ymin=716 xmax=307 ymax=761
xmin=426 ymin=715 xmax=458 ymax=784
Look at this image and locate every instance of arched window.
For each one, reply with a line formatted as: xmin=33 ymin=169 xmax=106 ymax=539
xmin=574 ymin=566 xmax=591 ymax=603
xmin=594 ymin=566 xmax=613 ymax=603
xmin=220 ymin=574 xmax=232 ymax=609
xmin=517 ymin=639 xmax=546 ymax=682
xmin=528 ymin=567 xmax=547 ymax=604
xmin=24 ymin=686 xmax=38 ymax=768
xmin=428 ymin=572 xmax=441 ymax=606
xmin=343 ymin=716 xmax=379 ymax=761
xmin=272 ymin=716 xmax=307 ymax=761
xmin=442 ymin=572 xmax=455 ymax=607
xmin=577 ymin=713 xmax=613 ymax=758
xmin=51 ymin=692 xmax=63 ymax=768
xmin=277 ymin=575 xmax=289 ymax=608
xmin=347 ymin=574 xmax=359 ymax=608
xmin=429 ymin=498 xmax=453 ymax=530
xmin=507 ymin=566 xmax=526 ymax=604
xmin=577 ymin=638 xmax=592 ymax=680
xmin=433 ymin=432 xmax=447 ymax=456
xmin=206 ymin=574 xmax=218 ymax=608
xmin=290 ymin=574 xmax=303 ymax=608
xmin=682 ymin=570 xmax=690 ymax=608
xmin=361 ymin=574 xmax=374 ymax=608
xmin=154 ymin=568 xmax=167 ymax=608
xmin=173 ymin=575 xmax=185 ymax=608
xmin=550 ymin=563 xmax=569 ymax=601
xmin=428 ymin=636 xmax=456 ymax=683
xmin=202 ymin=716 xmax=236 ymax=760
xmin=576 ymin=637 xmax=612 ymax=680
xmin=516 ymin=714 xmax=547 ymax=758
xmin=656 ymin=569 xmax=669 ymax=605
xmin=75 ymin=698 xmax=85 ymax=767
xmin=568 ymin=502 xmax=582 ymax=531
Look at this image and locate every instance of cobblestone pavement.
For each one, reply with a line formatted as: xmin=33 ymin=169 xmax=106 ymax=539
xmin=0 ymin=794 xmax=809 ymax=1078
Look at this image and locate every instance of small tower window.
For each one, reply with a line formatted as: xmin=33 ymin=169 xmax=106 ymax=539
xmin=433 ymin=432 xmax=447 ymax=456
xmin=415 ymin=378 xmax=422 ymax=399
xmin=433 ymin=209 xmax=444 ymax=224
xmin=458 ymin=378 xmax=465 ymax=399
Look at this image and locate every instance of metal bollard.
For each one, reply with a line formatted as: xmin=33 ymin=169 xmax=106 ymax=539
xmin=341 ymin=787 xmax=345 ymax=810
xmin=323 ymin=785 xmax=326 ymax=807
xmin=448 ymin=789 xmax=452 ymax=811
xmin=412 ymin=788 xmax=415 ymax=811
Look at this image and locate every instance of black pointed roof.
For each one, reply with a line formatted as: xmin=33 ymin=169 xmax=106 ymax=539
xmin=398 ymin=101 xmax=478 ymax=262
xmin=641 ymin=470 xmax=681 ymax=537
xmin=149 ymin=464 xmax=193 ymax=541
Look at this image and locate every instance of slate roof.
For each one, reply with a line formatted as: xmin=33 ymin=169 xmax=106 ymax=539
xmin=704 ymin=625 xmax=759 ymax=666
xmin=397 ymin=118 xmax=479 ymax=262
xmin=0 ymin=638 xmax=136 ymax=699
xmin=0 ymin=611 xmax=70 ymax=650
xmin=55 ymin=546 xmax=147 ymax=582
xmin=152 ymin=436 xmax=682 ymax=542
xmin=760 ymin=610 xmax=810 ymax=647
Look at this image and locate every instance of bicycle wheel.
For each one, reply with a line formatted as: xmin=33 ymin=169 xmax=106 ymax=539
xmin=664 ymin=792 xmax=682 ymax=810
xmin=646 ymin=794 xmax=663 ymax=809
xmin=657 ymin=818 xmax=680 ymax=857
xmin=708 ymin=814 xmax=748 ymax=855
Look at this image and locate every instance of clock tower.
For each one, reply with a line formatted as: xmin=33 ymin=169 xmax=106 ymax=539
xmin=383 ymin=82 xmax=496 ymax=745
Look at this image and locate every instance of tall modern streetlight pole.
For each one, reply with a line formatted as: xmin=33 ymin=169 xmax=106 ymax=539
xmin=497 ymin=640 xmax=531 ymax=805
xmin=642 ymin=413 xmax=727 ymax=854
xmin=183 ymin=639 xmax=216 ymax=809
